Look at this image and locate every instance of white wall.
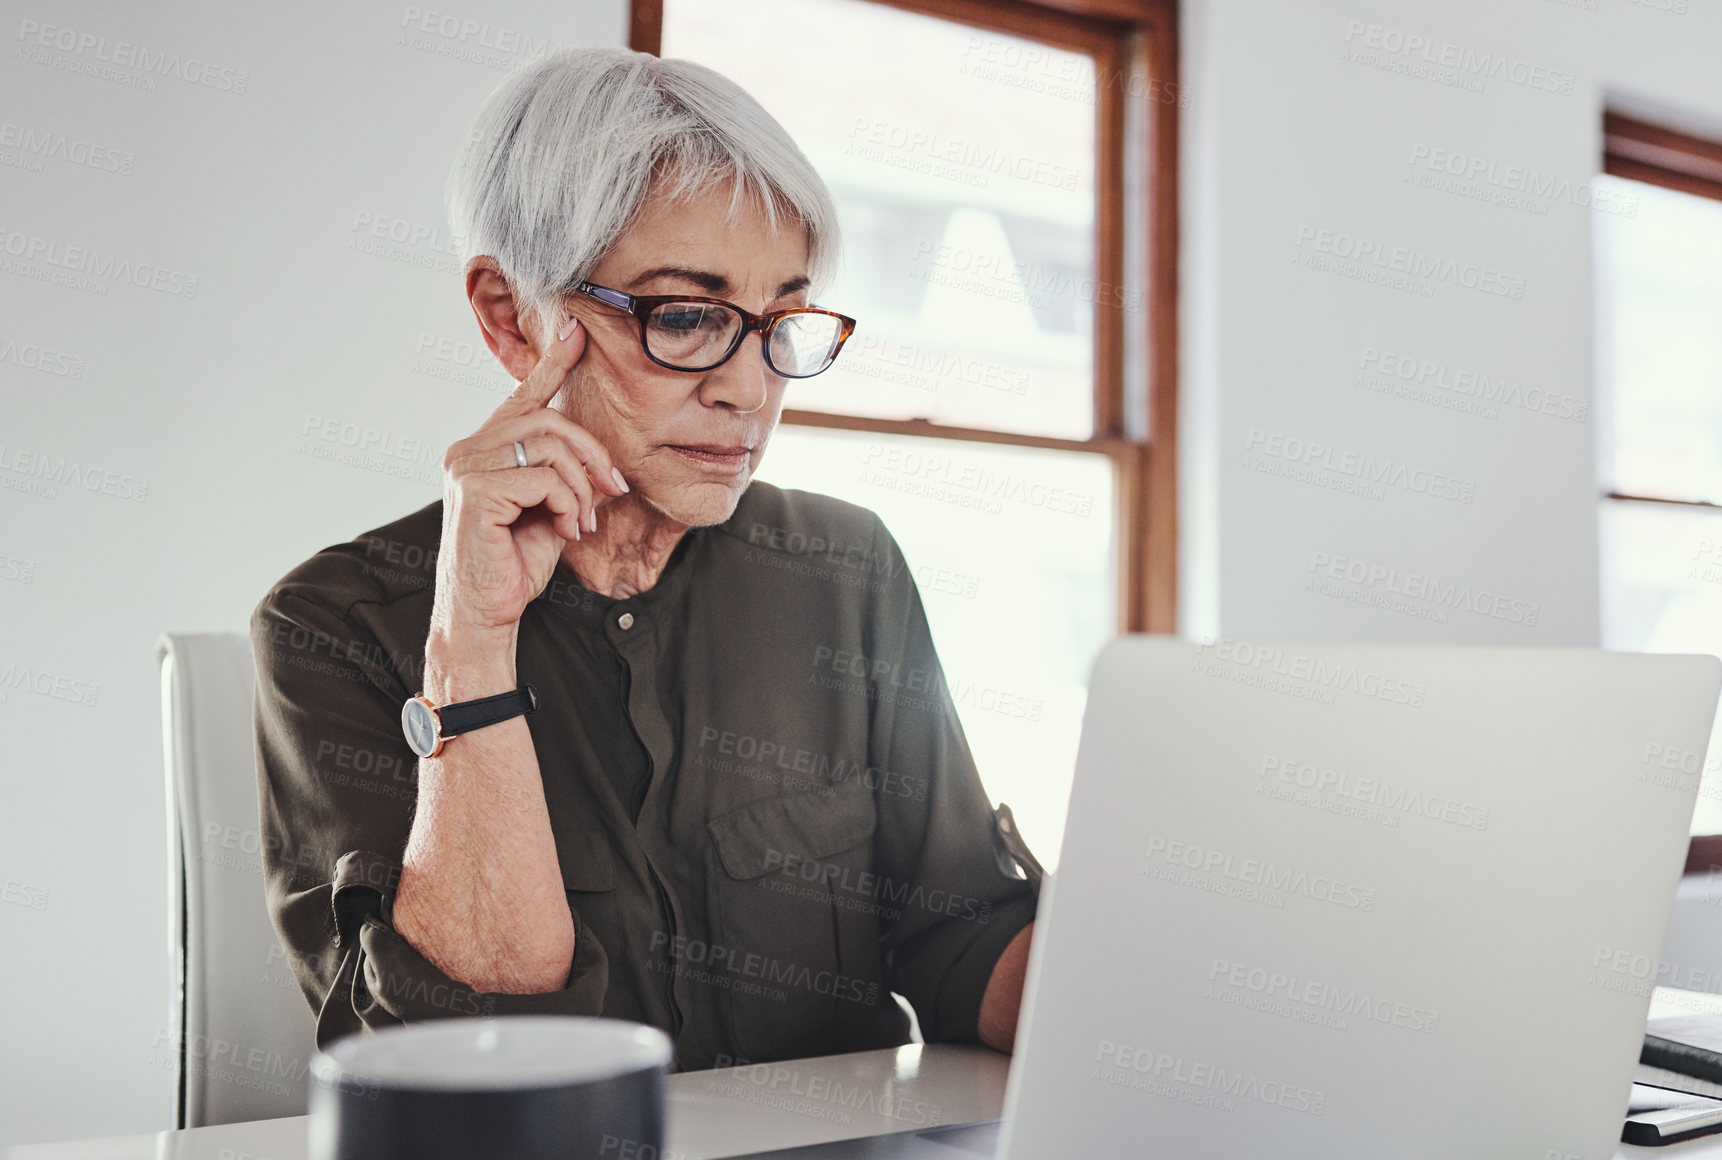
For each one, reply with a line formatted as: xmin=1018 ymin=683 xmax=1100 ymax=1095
xmin=1181 ymin=0 xmax=1722 ymax=646
xmin=0 ymin=0 xmax=625 ymax=1144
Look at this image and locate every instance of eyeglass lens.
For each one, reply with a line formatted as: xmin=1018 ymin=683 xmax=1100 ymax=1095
xmin=644 ymin=303 xmax=740 ymax=368
xmin=767 ymin=313 xmax=844 ymax=377
xmin=643 ymin=302 xmax=842 ymax=376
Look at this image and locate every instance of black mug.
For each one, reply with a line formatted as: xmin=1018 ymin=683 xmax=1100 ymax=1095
xmin=308 ymin=1016 xmax=674 ymax=1160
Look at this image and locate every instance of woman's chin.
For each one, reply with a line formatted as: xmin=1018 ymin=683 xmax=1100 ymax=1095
xmin=646 ymin=475 xmax=754 ymax=528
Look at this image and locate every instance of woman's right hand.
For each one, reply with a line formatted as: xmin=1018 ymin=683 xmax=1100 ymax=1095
xmin=431 ymin=317 xmax=629 ymax=643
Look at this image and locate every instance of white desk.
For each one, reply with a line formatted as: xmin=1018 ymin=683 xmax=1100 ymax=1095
xmin=0 ymin=1043 xmax=1709 ymax=1159
xmin=0 ymin=1045 xmax=1009 ymax=1160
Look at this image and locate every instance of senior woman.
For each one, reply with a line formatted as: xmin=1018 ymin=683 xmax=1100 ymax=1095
xmin=251 ymin=46 xmax=1039 ymax=1069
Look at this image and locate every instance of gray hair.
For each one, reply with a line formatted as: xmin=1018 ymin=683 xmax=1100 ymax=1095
xmin=445 ymin=46 xmax=841 ymax=346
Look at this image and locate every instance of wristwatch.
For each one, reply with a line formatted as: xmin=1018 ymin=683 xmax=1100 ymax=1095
xmin=400 ymin=683 xmax=539 ymax=758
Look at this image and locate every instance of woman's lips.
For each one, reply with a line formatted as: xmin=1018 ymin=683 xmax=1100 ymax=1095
xmin=667 ymin=443 xmax=751 ymax=468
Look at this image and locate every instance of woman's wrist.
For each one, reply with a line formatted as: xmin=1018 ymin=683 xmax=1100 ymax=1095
xmin=422 ymin=622 xmax=519 ymax=703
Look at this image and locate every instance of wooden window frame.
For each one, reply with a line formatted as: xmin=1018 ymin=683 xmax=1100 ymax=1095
xmin=1604 ymin=111 xmax=1722 ymax=206
xmin=1599 ymin=110 xmax=1722 ymax=870
xmin=634 ymin=0 xmax=1180 ymax=634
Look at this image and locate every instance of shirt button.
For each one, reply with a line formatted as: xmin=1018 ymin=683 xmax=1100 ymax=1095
xmin=617 ymin=612 xmax=635 ymax=630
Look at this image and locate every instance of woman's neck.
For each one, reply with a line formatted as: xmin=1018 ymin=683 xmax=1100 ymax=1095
xmin=561 ymin=493 xmax=692 ymax=598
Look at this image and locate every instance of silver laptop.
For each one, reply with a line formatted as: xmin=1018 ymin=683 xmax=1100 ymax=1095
xmin=729 ymin=638 xmax=1722 ymax=1160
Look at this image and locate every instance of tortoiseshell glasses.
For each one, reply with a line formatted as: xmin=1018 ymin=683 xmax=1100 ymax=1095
xmin=573 ymin=281 xmax=857 ymax=378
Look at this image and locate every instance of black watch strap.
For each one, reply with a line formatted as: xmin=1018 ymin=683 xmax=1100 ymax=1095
xmin=439 ymin=683 xmax=539 ymax=739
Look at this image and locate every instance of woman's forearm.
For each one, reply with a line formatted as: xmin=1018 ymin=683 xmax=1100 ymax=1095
xmin=391 ymin=625 xmax=575 ymax=994
xmin=978 ymin=924 xmax=1034 ymax=1052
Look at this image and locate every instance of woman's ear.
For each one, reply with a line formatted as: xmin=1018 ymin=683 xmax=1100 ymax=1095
xmin=465 ymin=257 xmax=543 ymax=381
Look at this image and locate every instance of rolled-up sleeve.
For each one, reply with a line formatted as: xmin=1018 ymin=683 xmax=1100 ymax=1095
xmin=249 ymin=585 xmax=608 ymax=1049
xmin=863 ymin=522 xmax=1041 ymax=1045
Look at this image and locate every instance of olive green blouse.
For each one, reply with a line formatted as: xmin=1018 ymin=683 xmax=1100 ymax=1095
xmin=249 ymin=480 xmax=1039 ymax=1069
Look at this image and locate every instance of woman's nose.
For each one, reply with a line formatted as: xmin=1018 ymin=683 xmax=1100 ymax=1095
xmin=698 ymin=330 xmax=772 ymax=414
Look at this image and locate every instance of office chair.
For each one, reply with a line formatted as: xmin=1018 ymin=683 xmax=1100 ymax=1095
xmin=158 ymin=632 xmax=313 ymax=1127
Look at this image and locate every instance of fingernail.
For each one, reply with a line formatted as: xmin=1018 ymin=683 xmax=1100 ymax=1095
xmin=585 ymin=509 xmax=598 ymax=534
xmin=571 ymin=522 xmax=581 ymax=541
xmin=558 ymin=316 xmax=580 ymax=342
xmin=611 ymin=467 xmax=630 ymax=493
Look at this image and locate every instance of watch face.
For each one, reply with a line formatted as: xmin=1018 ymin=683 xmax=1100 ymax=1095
xmin=401 ymin=697 xmax=439 ymax=758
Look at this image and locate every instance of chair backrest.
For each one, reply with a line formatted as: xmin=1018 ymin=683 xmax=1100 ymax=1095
xmin=158 ymin=632 xmax=312 ymax=1127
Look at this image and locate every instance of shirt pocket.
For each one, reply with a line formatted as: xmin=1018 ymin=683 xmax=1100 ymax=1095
xmin=704 ymin=777 xmax=888 ymax=1061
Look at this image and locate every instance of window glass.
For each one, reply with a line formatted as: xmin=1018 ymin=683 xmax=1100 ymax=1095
xmin=1597 ymin=170 xmax=1722 ymax=835
xmin=1596 ymin=174 xmax=1722 ymax=501
xmin=663 ymin=0 xmax=1098 ymax=439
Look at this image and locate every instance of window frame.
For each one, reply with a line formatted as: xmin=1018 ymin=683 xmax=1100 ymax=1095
xmin=1597 ymin=109 xmax=1722 ymax=866
xmin=633 ymin=0 xmax=1181 ymax=634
